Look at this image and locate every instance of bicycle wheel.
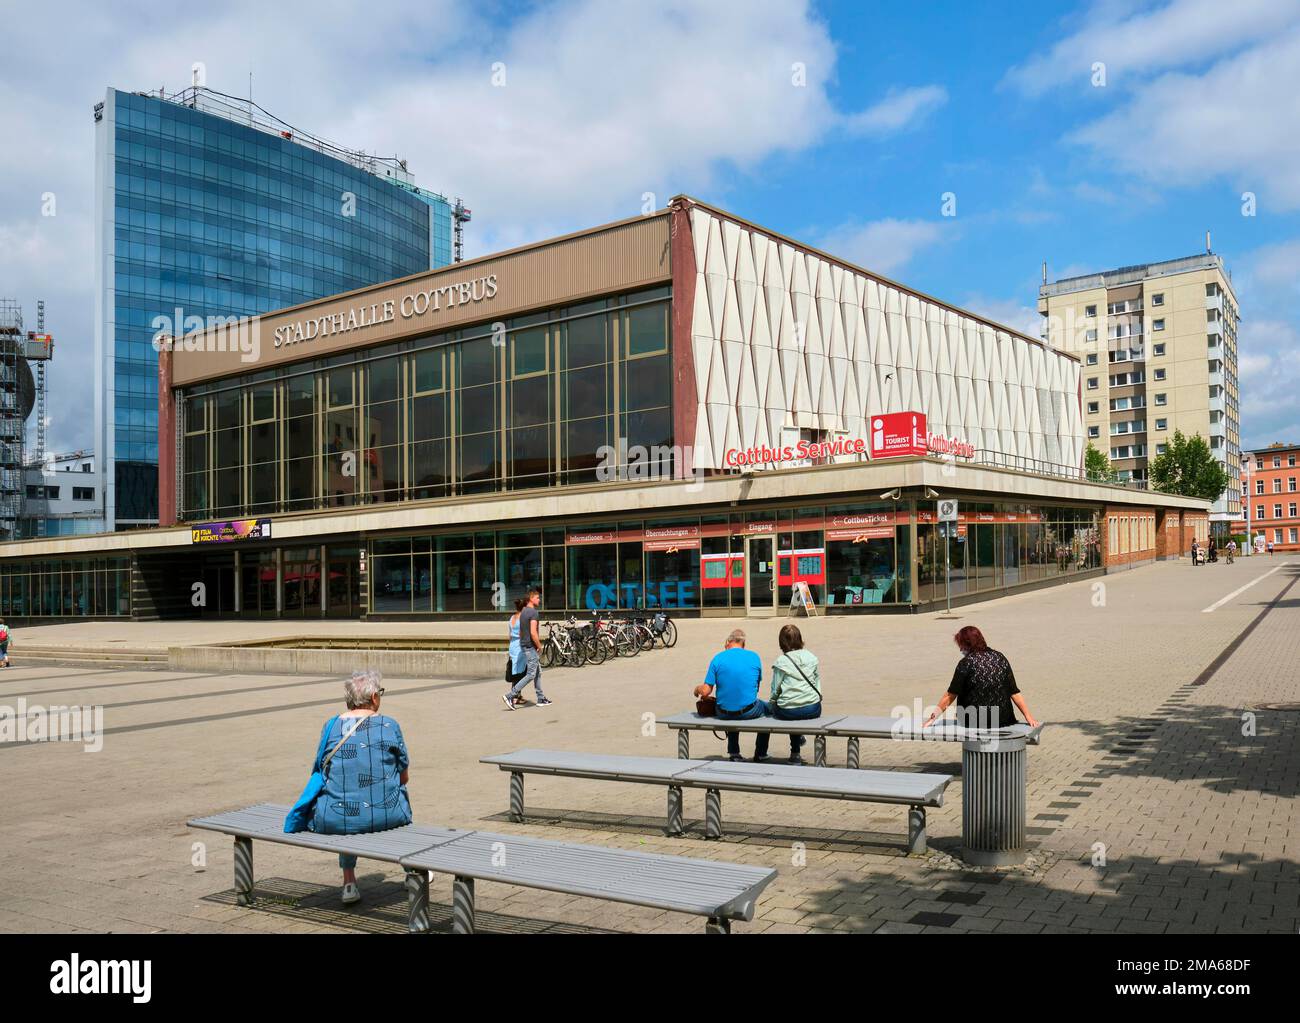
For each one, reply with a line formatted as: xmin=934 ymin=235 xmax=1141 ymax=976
xmin=567 ymin=637 xmax=587 ymax=667
xmin=616 ymin=629 xmax=638 ymax=657
xmin=661 ymin=619 xmax=678 ymax=648
xmin=584 ymin=634 xmax=607 ymax=664
xmin=540 ymin=638 xmax=556 ymax=669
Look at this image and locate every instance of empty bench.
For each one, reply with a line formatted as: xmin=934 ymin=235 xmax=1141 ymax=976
xmin=480 ymin=750 xmax=953 ymax=853
xmin=189 ymin=802 xmax=776 ymax=934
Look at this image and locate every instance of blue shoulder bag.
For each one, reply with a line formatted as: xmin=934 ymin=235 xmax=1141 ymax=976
xmin=284 ymin=715 xmax=362 ymax=833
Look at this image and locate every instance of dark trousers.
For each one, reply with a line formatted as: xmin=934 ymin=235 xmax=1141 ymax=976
xmin=773 ymin=701 xmax=822 ymax=757
xmin=717 ymin=700 xmax=771 ymax=758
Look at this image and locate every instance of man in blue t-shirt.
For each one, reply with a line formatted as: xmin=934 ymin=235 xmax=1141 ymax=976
xmin=700 ymin=629 xmax=771 ymax=762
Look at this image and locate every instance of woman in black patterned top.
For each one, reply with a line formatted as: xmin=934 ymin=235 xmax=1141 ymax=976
xmin=923 ymin=626 xmax=1040 ymax=731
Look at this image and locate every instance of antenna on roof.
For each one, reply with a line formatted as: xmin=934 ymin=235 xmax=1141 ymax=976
xmin=1206 ymin=230 xmax=1212 ymax=254
xmin=1042 ymin=260 xmax=1047 ymax=285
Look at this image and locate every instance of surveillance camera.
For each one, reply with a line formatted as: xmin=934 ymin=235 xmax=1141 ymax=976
xmin=880 ymin=488 xmax=901 ymax=500
xmin=924 ymin=487 xmax=939 ymax=498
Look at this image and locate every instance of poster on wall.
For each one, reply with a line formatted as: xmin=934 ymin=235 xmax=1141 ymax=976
xmin=190 ymin=518 xmax=272 ymax=544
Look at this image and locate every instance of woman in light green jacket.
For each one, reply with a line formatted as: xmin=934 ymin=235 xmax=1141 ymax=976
xmin=770 ymin=624 xmax=822 ymax=765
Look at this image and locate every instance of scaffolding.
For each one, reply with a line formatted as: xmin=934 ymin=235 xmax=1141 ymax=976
xmin=0 ymin=299 xmax=25 ymax=539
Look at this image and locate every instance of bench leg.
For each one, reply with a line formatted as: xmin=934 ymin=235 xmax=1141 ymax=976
xmin=233 ymin=836 xmax=254 ymax=907
xmin=509 ymin=771 xmax=525 ymax=822
xmin=705 ymin=788 xmax=723 ymax=840
xmin=814 ymin=735 xmax=827 ymax=767
xmin=405 ymin=867 xmax=430 ymax=934
xmin=452 ymin=875 xmax=476 ymax=934
xmin=666 ymin=785 xmax=684 ymax=836
xmin=907 ymin=805 xmax=927 ymax=855
xmin=677 ymin=729 xmax=690 ymax=759
xmin=705 ymin=916 xmax=732 ymax=934
xmin=846 ymin=737 xmax=860 ymax=771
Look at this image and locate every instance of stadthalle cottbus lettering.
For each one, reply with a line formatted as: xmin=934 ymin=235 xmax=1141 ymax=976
xmin=273 ymin=274 xmax=498 ymax=348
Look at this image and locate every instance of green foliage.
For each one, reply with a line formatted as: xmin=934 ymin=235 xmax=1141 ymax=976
xmin=1148 ymin=430 xmax=1232 ymax=500
xmin=1083 ymin=442 xmax=1115 ymax=482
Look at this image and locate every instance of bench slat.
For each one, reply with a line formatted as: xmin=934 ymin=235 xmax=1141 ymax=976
xmin=188 ymin=803 xmax=466 ymax=861
xmin=656 ymin=713 xmax=848 ymax=733
xmin=401 ymin=831 xmax=775 ymax=921
xmin=482 ymin=751 xmax=951 ymax=807
xmin=480 ymin=749 xmax=706 ymax=782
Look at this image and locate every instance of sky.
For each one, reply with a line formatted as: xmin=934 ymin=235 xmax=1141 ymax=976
xmin=1 ymin=0 xmax=1297 ymax=453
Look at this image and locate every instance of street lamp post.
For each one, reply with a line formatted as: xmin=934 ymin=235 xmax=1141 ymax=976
xmin=1240 ymin=452 xmax=1251 ymax=556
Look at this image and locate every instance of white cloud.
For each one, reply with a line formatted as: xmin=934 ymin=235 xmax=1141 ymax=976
xmin=815 ymin=218 xmax=946 ymax=276
xmin=1068 ymin=28 xmax=1300 ymax=208
xmin=1235 ymin=241 xmax=1300 ymax=447
xmin=1 ymin=0 xmax=934 ymax=451
xmin=842 ymin=85 xmax=947 ymax=136
xmin=1004 ymin=0 xmax=1300 ymax=96
xmin=959 ymin=295 xmax=1044 ymax=340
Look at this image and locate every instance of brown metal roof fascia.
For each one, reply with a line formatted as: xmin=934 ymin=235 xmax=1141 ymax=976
xmin=172 ymin=208 xmax=673 ymax=387
xmin=670 ymin=194 xmax=1078 ymax=363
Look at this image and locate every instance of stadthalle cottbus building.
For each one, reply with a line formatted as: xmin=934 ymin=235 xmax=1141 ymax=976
xmin=0 ymin=197 xmax=1210 ymax=622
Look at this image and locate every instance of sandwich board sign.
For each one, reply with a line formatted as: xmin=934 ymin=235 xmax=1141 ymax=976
xmin=789 ymin=580 xmax=818 ymax=617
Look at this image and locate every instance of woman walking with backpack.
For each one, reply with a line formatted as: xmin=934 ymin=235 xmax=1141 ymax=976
xmin=769 ymin=624 xmax=822 ymax=765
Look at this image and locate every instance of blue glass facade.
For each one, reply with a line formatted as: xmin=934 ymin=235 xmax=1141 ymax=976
xmin=98 ymin=88 xmax=451 ymax=525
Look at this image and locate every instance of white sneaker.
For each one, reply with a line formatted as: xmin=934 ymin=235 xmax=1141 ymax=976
xmin=341 ymin=882 xmax=361 ymax=905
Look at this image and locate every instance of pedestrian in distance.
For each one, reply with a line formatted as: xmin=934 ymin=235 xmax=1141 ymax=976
xmin=0 ymin=619 xmax=9 ymax=667
xmin=503 ymin=587 xmax=552 ymax=710
xmin=504 ymin=597 xmax=529 ymax=706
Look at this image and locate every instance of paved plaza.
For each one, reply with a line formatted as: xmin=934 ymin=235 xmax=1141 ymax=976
xmin=1 ymin=556 xmax=1297 ymax=935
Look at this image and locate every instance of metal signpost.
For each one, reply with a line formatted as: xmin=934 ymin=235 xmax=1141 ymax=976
xmin=938 ymin=499 xmax=958 ymax=615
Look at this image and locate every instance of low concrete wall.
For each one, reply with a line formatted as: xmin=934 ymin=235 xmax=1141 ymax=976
xmin=168 ymin=644 xmax=503 ymax=679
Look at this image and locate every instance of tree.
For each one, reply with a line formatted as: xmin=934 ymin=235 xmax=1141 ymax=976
xmin=1083 ymin=442 xmax=1114 ymax=482
xmin=1148 ymin=430 xmax=1232 ymax=500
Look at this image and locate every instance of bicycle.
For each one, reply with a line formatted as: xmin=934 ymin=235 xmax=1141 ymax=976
xmin=540 ymin=620 xmax=587 ymax=668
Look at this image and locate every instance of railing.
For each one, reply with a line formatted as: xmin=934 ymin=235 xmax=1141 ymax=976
xmin=973 ymin=449 xmax=1149 ymax=489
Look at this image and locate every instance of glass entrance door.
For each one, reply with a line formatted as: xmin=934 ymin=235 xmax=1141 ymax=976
xmin=745 ymin=534 xmax=776 ymax=616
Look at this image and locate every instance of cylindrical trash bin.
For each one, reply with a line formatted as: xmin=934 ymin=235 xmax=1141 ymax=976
xmin=961 ymin=732 xmax=1026 ymax=866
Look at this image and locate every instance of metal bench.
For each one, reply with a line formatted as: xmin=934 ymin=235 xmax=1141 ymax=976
xmin=659 ymin=712 xmax=1044 ymax=865
xmin=480 ymin=749 xmax=953 ymax=853
xmin=658 ymin=711 xmax=1043 ymax=768
xmin=188 ymin=802 xmax=776 ymax=934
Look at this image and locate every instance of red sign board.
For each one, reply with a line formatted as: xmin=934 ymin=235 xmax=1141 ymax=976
xmin=825 ymin=511 xmax=898 ymax=541
xmin=870 ymin=412 xmax=928 ymax=459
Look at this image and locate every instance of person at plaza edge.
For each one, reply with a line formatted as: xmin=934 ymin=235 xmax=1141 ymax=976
xmin=769 ymin=624 xmax=822 ymax=765
xmin=307 ymin=670 xmax=412 ymax=905
xmin=1225 ymin=539 xmax=1236 ymax=564
xmin=923 ymin=626 xmax=1041 ymax=731
xmin=503 ymin=588 xmax=552 ymax=710
xmin=0 ymin=619 xmax=9 ymax=668
xmin=697 ymin=628 xmax=771 ymax=762
xmin=505 ymin=597 xmax=528 ymax=706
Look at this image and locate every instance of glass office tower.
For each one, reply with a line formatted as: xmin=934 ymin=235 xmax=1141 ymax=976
xmin=93 ymin=86 xmax=453 ymax=529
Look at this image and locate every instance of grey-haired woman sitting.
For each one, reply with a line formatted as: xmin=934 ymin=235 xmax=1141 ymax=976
xmin=308 ymin=670 xmax=412 ymax=904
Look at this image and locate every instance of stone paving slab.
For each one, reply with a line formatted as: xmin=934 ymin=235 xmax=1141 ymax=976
xmin=0 ymin=557 xmax=1297 ymax=933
